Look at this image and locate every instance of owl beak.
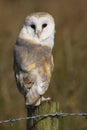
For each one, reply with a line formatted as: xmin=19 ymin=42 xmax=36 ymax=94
xmin=36 ymin=30 xmax=42 ymax=38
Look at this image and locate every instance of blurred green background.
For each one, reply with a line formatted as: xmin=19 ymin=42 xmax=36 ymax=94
xmin=0 ymin=0 xmax=87 ymax=130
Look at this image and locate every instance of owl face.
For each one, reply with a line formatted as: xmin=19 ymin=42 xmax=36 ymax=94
xmin=19 ymin=12 xmax=55 ymax=48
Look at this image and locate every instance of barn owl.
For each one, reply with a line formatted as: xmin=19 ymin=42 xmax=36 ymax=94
xmin=13 ymin=12 xmax=55 ymax=106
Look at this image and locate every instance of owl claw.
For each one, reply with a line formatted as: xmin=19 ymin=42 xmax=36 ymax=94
xmin=41 ymin=96 xmax=51 ymax=102
xmin=34 ymin=96 xmax=51 ymax=106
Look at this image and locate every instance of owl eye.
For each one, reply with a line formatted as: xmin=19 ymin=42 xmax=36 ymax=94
xmin=30 ymin=24 xmax=36 ymax=30
xmin=42 ymin=23 xmax=47 ymax=28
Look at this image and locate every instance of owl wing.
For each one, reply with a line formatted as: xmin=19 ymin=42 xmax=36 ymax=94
xmin=14 ymin=39 xmax=54 ymax=105
xmin=14 ymin=39 xmax=36 ymax=94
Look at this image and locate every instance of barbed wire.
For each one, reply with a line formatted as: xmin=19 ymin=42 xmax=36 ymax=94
xmin=0 ymin=112 xmax=87 ymax=124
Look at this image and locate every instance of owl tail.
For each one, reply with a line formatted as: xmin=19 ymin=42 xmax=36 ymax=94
xmin=26 ymin=105 xmax=36 ymax=130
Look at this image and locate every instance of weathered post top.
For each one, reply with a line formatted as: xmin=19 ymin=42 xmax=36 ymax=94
xmin=27 ymin=101 xmax=59 ymax=130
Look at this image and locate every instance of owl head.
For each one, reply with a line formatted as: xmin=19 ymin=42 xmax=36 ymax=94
xmin=19 ymin=12 xmax=55 ymax=49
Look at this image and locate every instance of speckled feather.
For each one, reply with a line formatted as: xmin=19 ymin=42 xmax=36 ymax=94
xmin=14 ymin=38 xmax=54 ymax=105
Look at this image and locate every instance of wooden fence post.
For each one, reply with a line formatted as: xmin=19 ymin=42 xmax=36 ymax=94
xmin=26 ymin=101 xmax=59 ymax=130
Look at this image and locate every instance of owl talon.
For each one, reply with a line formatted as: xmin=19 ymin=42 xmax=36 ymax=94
xmin=35 ymin=96 xmax=51 ymax=106
xmin=41 ymin=96 xmax=51 ymax=102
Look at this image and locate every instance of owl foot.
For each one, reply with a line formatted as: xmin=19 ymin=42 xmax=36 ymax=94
xmin=41 ymin=96 xmax=51 ymax=102
xmin=34 ymin=96 xmax=51 ymax=106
